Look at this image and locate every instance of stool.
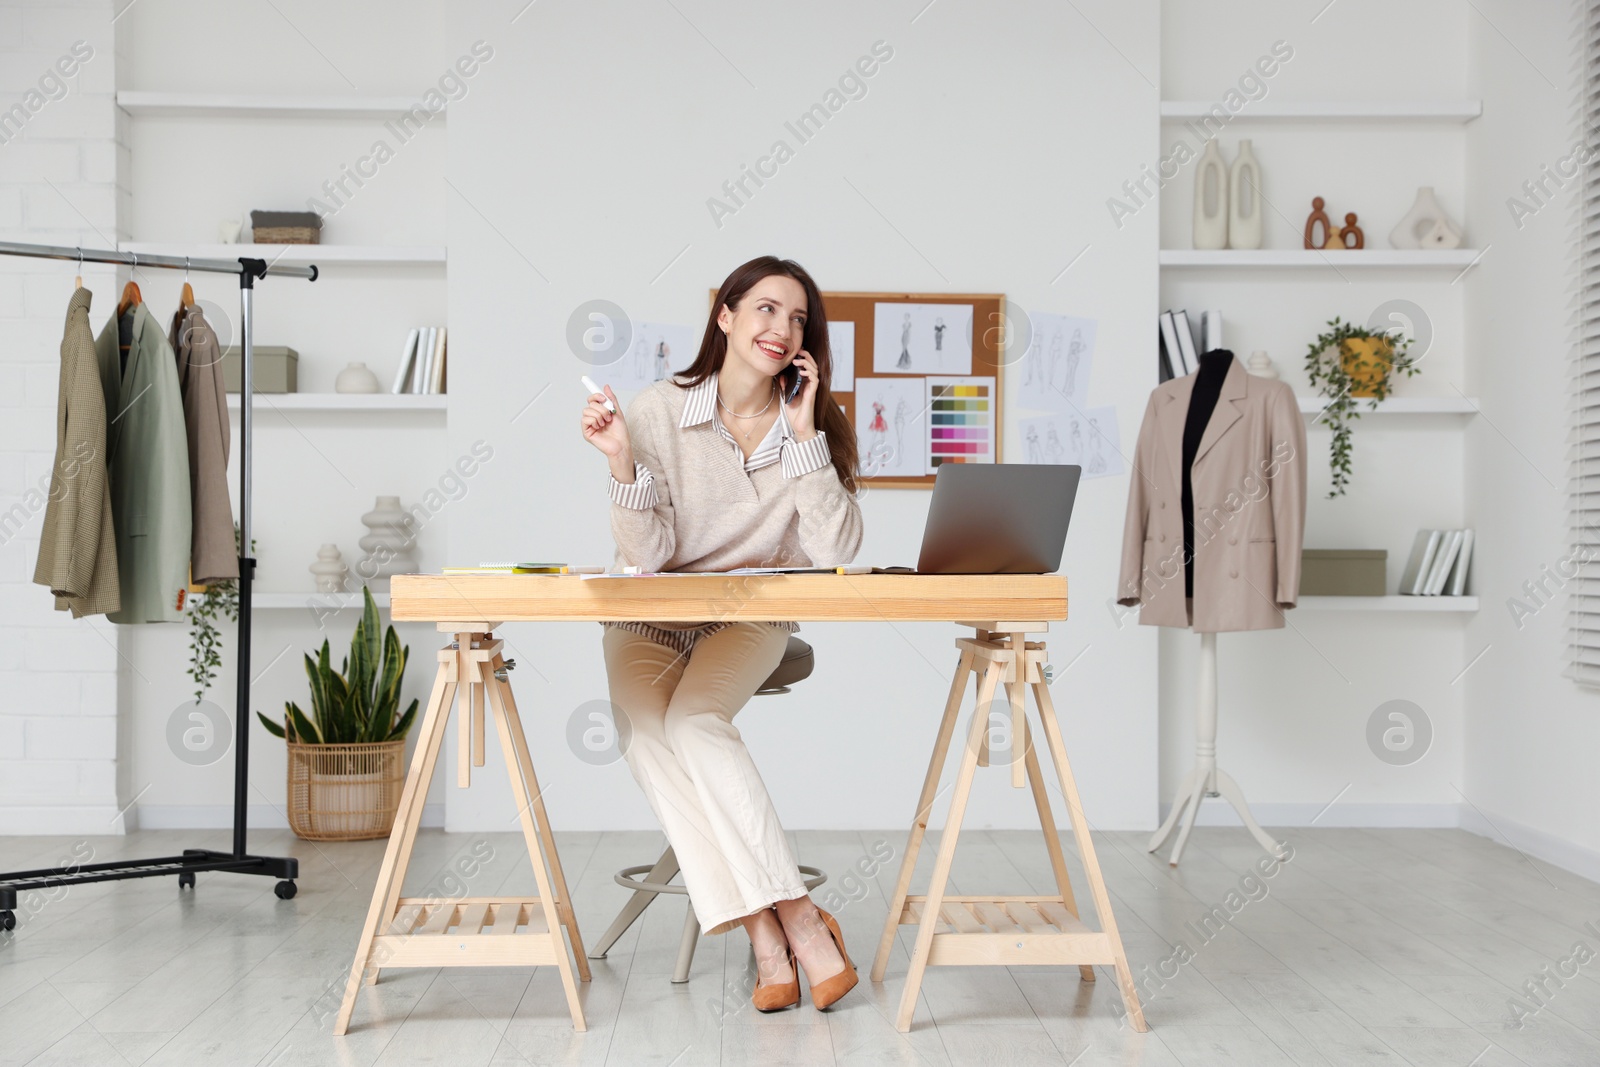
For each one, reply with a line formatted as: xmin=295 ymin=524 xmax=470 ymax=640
xmin=587 ymin=635 xmax=828 ymax=982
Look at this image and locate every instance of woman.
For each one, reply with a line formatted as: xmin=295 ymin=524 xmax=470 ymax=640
xmin=579 ymin=256 xmax=863 ymax=1012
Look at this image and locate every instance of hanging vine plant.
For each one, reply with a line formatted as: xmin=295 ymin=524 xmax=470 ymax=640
xmin=186 ymin=523 xmax=255 ymax=702
xmin=1304 ymin=316 xmax=1418 ymax=498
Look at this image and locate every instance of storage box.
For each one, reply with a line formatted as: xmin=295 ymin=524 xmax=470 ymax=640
xmin=250 ymin=210 xmax=321 ymax=245
xmin=1299 ymin=549 xmax=1387 ymax=596
xmin=222 ymin=346 xmax=299 ymax=393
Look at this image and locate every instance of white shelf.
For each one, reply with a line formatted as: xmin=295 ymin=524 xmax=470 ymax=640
xmin=225 ymin=394 xmax=446 ymax=412
xmin=117 ymin=91 xmax=446 ymax=121
xmin=1160 ymin=249 xmax=1482 ymax=269
xmin=118 ymin=242 xmax=445 ymax=266
xmin=1159 ymin=100 xmax=1481 ymax=123
xmin=1298 ymin=595 xmax=1478 ymax=612
xmin=1298 ymin=396 xmax=1479 ymax=416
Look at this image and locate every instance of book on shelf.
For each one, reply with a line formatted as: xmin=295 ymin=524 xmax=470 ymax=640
xmin=1158 ymin=326 xmax=1176 ymax=382
xmin=1449 ymin=529 xmax=1474 ymax=595
xmin=1173 ymin=309 xmax=1200 ymax=375
xmin=1159 ymin=311 xmax=1188 ymax=376
xmin=393 ymin=325 xmax=448 ymax=394
xmin=1398 ymin=527 xmax=1475 ymax=595
xmin=1424 ymin=530 xmax=1464 ymax=595
xmin=430 ymin=327 xmax=447 ymax=393
xmin=390 ymin=327 xmax=419 ymax=394
xmin=1399 ymin=529 xmax=1441 ymax=595
xmin=1202 ymin=309 xmax=1223 ymax=354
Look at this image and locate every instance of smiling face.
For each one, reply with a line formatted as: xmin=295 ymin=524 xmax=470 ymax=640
xmin=717 ymin=273 xmax=808 ymax=380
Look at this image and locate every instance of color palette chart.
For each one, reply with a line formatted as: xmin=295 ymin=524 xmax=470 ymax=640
xmin=928 ymin=377 xmax=995 ymax=467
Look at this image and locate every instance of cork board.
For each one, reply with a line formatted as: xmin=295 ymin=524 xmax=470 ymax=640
xmin=710 ymin=289 xmax=1007 ymax=488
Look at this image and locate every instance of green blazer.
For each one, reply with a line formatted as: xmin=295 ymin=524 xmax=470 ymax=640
xmin=95 ymin=301 xmax=192 ymax=623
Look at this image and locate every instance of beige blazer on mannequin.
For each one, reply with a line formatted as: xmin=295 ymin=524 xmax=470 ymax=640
xmin=1117 ymin=357 xmax=1307 ymax=632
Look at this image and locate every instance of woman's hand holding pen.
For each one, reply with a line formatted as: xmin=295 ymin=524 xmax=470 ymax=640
xmin=580 ymin=384 xmax=636 ymax=482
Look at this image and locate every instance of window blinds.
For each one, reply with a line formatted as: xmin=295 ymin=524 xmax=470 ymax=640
xmin=1570 ymin=0 xmax=1600 ymax=684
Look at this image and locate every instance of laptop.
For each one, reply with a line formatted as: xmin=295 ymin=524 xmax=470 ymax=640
xmin=718 ymin=463 xmax=1081 ymax=577
xmin=900 ymin=463 xmax=1082 ymax=575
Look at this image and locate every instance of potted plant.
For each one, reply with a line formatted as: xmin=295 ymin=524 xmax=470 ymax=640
xmin=257 ymin=586 xmax=419 ymax=841
xmin=1304 ymin=316 xmax=1418 ymax=497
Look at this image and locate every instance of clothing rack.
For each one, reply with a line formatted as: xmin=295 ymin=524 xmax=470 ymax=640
xmin=0 ymin=240 xmax=318 ymax=930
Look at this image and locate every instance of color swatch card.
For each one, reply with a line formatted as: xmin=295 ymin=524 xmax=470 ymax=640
xmin=926 ymin=376 xmax=995 ymax=468
xmin=853 ymin=377 xmax=928 ymax=478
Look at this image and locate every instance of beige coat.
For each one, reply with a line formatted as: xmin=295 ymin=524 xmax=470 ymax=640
xmin=169 ymin=304 xmax=238 ymax=583
xmin=32 ymin=288 xmax=120 ymax=618
xmin=1117 ymin=357 xmax=1307 ymax=632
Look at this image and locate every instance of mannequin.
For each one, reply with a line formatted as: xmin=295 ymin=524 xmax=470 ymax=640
xmin=1117 ymin=348 xmax=1306 ymax=866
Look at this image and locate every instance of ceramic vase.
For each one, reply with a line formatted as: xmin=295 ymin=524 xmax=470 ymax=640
xmin=335 ymin=362 xmax=381 ymax=394
xmin=310 ymin=543 xmax=349 ymax=593
xmin=1227 ymin=140 xmax=1263 ymax=250
xmin=357 ymin=496 xmax=417 ymax=587
xmin=1246 ymin=350 xmax=1279 ymax=379
xmin=1193 ymin=140 xmax=1229 ymax=250
xmin=1388 ymin=187 xmax=1463 ymax=249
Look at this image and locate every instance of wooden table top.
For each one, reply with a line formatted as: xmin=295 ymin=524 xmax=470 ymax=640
xmin=389 ymin=572 xmax=1068 ymax=624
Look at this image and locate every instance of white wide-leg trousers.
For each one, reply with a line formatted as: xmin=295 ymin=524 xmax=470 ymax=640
xmin=601 ymin=622 xmax=810 ymax=936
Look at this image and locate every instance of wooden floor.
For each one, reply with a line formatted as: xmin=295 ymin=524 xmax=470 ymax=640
xmin=2 ymin=826 xmax=1599 ymax=1065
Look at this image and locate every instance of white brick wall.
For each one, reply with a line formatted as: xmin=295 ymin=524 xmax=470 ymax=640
xmin=0 ymin=0 xmax=125 ymax=834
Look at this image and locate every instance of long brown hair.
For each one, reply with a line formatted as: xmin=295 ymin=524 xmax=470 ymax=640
xmin=676 ymin=256 xmax=859 ymax=494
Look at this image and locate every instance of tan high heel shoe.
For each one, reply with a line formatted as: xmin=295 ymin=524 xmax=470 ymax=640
xmin=801 ymin=908 xmax=858 ymax=1011
xmin=752 ymin=942 xmax=801 ymax=1012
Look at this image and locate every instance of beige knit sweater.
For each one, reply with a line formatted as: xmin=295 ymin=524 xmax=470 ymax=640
xmin=607 ymin=378 xmax=863 ymax=649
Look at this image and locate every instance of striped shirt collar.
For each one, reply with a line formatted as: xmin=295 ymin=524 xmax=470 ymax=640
xmin=678 ymin=374 xmax=793 ymax=471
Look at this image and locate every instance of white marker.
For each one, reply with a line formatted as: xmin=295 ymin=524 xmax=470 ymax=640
xmin=581 ymin=375 xmax=616 ymax=414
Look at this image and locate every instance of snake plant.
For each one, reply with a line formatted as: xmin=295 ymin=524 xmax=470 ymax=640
xmin=257 ymin=586 xmax=419 ymax=744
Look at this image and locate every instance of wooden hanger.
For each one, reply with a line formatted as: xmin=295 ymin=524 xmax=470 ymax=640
xmin=73 ymin=247 xmax=82 ymax=290
xmin=180 ymin=256 xmax=194 ymax=309
xmin=117 ymin=281 xmax=142 ymax=318
xmin=116 ymin=251 xmax=142 ymax=317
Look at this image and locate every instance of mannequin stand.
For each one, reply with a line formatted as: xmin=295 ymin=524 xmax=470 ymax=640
xmin=1146 ymin=631 xmax=1286 ymax=867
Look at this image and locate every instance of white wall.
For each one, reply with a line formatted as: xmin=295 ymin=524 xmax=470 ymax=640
xmin=113 ymin=0 xmax=458 ymax=830
xmin=6 ymin=0 xmax=1593 ymax=880
xmin=0 ymin=0 xmax=126 ymax=834
xmin=441 ymin=0 xmax=1162 ymax=832
xmin=1462 ymin=2 xmax=1600 ymax=878
xmin=1156 ymin=0 xmax=1475 ymax=829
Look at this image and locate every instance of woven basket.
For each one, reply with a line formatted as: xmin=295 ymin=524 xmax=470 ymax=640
xmin=286 ymin=739 xmax=405 ymax=841
xmin=252 ymin=226 xmax=319 ymax=245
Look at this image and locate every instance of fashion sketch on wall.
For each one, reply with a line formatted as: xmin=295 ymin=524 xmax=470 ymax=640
xmin=592 ymin=321 xmax=695 ymax=393
xmin=1021 ymin=311 xmax=1096 ymax=407
xmin=1018 ymin=406 xmax=1123 ymax=479
xmin=872 ymin=302 xmax=972 ymax=374
xmin=853 ymin=377 xmax=927 ymax=477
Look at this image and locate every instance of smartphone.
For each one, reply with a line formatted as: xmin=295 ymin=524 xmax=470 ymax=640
xmin=779 ymin=362 xmax=804 ymax=404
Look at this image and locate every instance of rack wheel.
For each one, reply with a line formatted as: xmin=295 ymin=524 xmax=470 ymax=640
xmin=178 ymin=871 xmax=195 ymax=889
xmin=0 ymin=911 xmax=14 ymax=931
xmin=274 ymin=880 xmax=297 ymax=900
